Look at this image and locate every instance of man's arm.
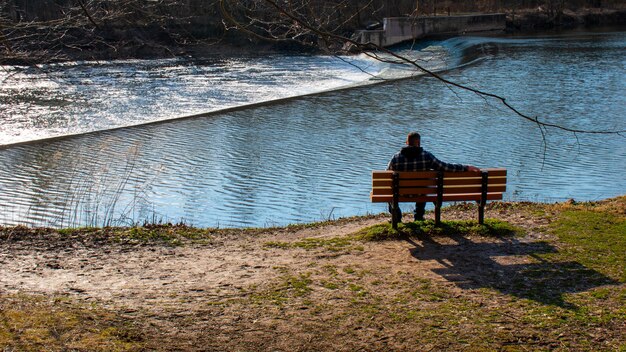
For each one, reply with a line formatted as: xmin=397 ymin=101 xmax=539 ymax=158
xmin=386 ymin=153 xmax=399 ymax=171
xmin=427 ymin=152 xmax=479 ymax=172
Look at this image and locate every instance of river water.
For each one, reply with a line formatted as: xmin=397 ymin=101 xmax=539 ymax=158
xmin=0 ymin=30 xmax=624 ymax=228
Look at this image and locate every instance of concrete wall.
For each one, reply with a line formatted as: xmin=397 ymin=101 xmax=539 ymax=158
xmin=357 ymin=14 xmax=506 ymax=47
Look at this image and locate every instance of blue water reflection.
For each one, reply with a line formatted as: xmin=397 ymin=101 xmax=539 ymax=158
xmin=0 ymin=31 xmax=624 ymax=228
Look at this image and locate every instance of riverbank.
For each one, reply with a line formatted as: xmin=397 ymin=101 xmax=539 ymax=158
xmin=1 ymin=196 xmax=624 ymax=351
xmin=506 ymin=7 xmax=626 ymax=32
xmin=2 ymin=6 xmax=625 ymax=65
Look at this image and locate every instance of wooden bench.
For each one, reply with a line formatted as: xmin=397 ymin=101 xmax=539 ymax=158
xmin=371 ymin=168 xmax=507 ymax=228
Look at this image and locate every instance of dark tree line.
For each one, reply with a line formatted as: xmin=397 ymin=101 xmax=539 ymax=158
xmin=1 ymin=0 xmax=624 ymax=64
xmin=0 ymin=0 xmax=203 ymax=63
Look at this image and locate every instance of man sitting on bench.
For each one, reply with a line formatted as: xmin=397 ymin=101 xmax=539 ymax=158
xmin=387 ymin=131 xmax=480 ymax=221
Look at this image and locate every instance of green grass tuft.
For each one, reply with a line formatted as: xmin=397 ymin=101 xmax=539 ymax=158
xmin=114 ymin=224 xmax=212 ymax=245
xmin=0 ymin=294 xmax=145 ymax=351
xmin=550 ymin=209 xmax=626 ymax=283
xmin=355 ymin=219 xmax=522 ymax=241
xmin=264 ymin=236 xmax=356 ymax=251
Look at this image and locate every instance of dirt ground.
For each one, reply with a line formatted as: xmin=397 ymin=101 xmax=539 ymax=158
xmin=0 ymin=202 xmax=623 ymax=351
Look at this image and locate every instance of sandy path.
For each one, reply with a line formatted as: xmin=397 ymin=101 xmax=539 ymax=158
xmin=1 ymin=207 xmax=548 ymax=314
xmin=0 ymin=217 xmax=394 ymax=312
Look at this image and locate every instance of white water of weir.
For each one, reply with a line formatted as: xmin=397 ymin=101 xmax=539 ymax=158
xmin=0 ymin=42 xmax=455 ymax=146
xmin=0 ymin=32 xmax=624 ymax=228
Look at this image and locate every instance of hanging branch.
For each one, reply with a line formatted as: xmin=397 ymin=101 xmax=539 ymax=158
xmin=76 ymin=0 xmax=100 ymax=29
xmin=220 ymin=0 xmax=625 ymax=137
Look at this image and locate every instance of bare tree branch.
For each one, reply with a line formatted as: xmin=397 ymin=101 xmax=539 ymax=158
xmin=77 ymin=0 xmax=100 ymax=29
xmin=220 ymin=0 xmax=626 ymax=136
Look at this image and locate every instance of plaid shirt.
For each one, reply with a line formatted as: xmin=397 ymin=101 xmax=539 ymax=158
xmin=387 ymin=146 xmax=467 ymax=172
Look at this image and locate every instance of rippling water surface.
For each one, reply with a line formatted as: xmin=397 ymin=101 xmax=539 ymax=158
xmin=0 ymin=31 xmax=624 ymax=228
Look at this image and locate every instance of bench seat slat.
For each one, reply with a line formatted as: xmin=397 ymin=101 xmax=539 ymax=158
xmin=399 ymin=186 xmax=439 ymax=194
xmin=371 ymin=192 xmax=505 ymax=203
xmin=371 ymin=184 xmax=506 ymax=197
xmin=370 ymin=188 xmax=451 ymax=196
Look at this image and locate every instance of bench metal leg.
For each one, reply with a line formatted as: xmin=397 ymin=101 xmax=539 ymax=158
xmin=391 ymin=202 xmax=400 ymax=229
xmin=391 ymin=173 xmax=400 ymax=229
xmin=478 ymin=203 xmax=485 ymax=224
xmin=479 ymin=171 xmax=488 ymax=225
xmin=435 ymin=171 xmax=443 ymax=227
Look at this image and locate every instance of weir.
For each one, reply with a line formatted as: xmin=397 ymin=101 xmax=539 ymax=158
xmin=355 ymin=14 xmax=506 ymax=47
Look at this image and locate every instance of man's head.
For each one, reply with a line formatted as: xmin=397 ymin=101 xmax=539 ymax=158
xmin=406 ymin=131 xmax=421 ymax=147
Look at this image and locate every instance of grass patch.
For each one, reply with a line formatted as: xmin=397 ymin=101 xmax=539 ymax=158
xmin=264 ymin=236 xmax=356 ymax=251
xmin=549 ymin=208 xmax=626 ymax=283
xmin=276 ymin=214 xmax=384 ymax=232
xmin=321 ymin=280 xmax=339 ymax=290
xmin=355 ymin=218 xmax=523 ymax=241
xmin=114 ymin=224 xmax=213 ymax=245
xmin=249 ymin=272 xmax=314 ymax=305
xmin=56 ymin=227 xmax=99 ymax=236
xmin=0 ymin=224 xmax=214 ymax=246
xmin=285 ymin=273 xmax=313 ymax=297
xmin=0 ymin=294 xmax=145 ymax=351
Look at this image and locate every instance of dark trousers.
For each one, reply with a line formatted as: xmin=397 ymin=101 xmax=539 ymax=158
xmin=389 ymin=202 xmax=426 ymax=222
